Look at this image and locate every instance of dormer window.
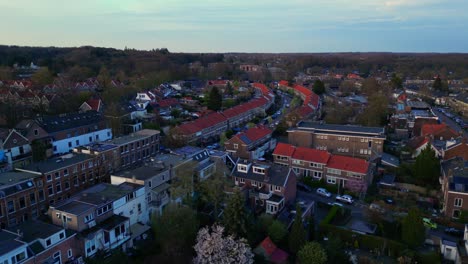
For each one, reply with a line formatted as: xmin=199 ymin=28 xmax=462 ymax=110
xmin=253 ymin=166 xmax=265 ymax=174
xmin=238 ymin=164 xmax=248 ymax=173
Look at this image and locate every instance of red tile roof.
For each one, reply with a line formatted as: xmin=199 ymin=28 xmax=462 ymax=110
xmin=347 ymin=73 xmax=361 ymax=79
xmin=278 ymin=80 xmax=289 ymax=87
xmin=252 ymin=83 xmax=270 ymax=96
xmin=292 ymin=146 xmax=331 ymax=164
xmin=421 ymin=123 xmax=457 ymax=137
xmin=158 ymin=98 xmax=179 ymax=108
xmin=327 ymin=155 xmax=369 ymax=174
xmin=207 ymin=80 xmax=228 ymax=86
xmin=86 ymin=98 xmax=101 ymax=111
xmin=273 ymin=143 xmax=296 ymax=157
xmin=178 ymin=112 xmax=227 ymax=135
xmin=235 ymin=126 xmax=272 ymax=144
xmin=256 ymin=237 xmax=288 ymax=264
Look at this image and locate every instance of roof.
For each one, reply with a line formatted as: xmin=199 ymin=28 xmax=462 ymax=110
xmin=38 ymin=111 xmax=104 ymax=133
xmin=113 ymin=164 xmax=168 ymax=181
xmin=106 ymin=129 xmax=159 ymax=146
xmin=86 ymin=98 xmax=102 ymax=111
xmin=0 ymin=171 xmax=38 ymax=185
xmin=234 ymin=126 xmax=272 ymax=145
xmin=22 ymin=153 xmax=94 ymax=174
xmin=421 ymin=123 xmax=458 ymax=137
xmin=379 ymin=174 xmax=396 ymax=186
xmin=296 ymin=121 xmax=385 ymax=136
xmin=273 ymin=142 xmax=295 ymax=157
xmin=327 ymin=155 xmax=369 ymax=174
xmin=0 ymin=231 xmax=26 ymax=256
xmin=442 ymin=157 xmax=468 ymax=192
xmin=178 ymin=112 xmax=227 ymax=135
xmin=232 ymin=162 xmax=293 ymax=186
xmin=381 ymin=152 xmax=400 ymax=167
xmin=406 ymin=100 xmax=430 ymax=109
xmin=255 ymin=237 xmax=289 ymax=264
xmin=157 ymin=98 xmax=179 ymax=108
xmin=292 ymin=146 xmax=331 ymax=164
xmin=8 ymin=220 xmax=64 ymax=243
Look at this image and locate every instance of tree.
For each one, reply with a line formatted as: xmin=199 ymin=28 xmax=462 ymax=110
xmin=171 ymin=108 xmax=181 ymax=118
xmin=401 ymin=208 xmax=425 ymax=248
xmin=31 ymin=140 xmax=47 ymax=162
xmin=193 ymin=224 xmax=254 ymax=264
xmin=313 ymin=80 xmax=325 ymax=95
xmin=226 ymin=82 xmax=234 ymax=96
xmin=97 ymin=66 xmax=111 ymax=92
xmin=433 ymin=76 xmax=442 ymax=91
xmin=0 ymin=66 xmax=12 ymax=80
xmin=223 ymin=189 xmax=249 ymax=237
xmin=357 ymin=92 xmax=389 ymax=126
xmin=171 ymin=161 xmax=197 ymax=206
xmin=297 ymin=242 xmax=328 ymax=264
xmin=325 ymin=235 xmax=351 ymax=264
xmin=413 ymin=144 xmax=440 ymax=187
xmin=165 ymin=127 xmax=188 ymax=148
xmin=307 ymin=216 xmax=316 ymax=241
xmin=288 ymin=204 xmax=306 ymax=254
xmin=152 ymin=204 xmax=199 ymax=260
xmin=31 ymin=67 xmax=54 ymax=87
xmin=198 ymin=162 xmax=230 ymax=221
xmin=391 ymin=73 xmax=403 ymax=89
xmin=207 ymin=86 xmax=222 ymax=111
xmin=268 ymin=220 xmax=287 ymax=243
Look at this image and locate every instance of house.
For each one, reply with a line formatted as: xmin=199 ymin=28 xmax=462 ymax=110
xmin=288 ymin=121 xmax=385 ymax=159
xmin=273 ymin=143 xmax=372 ymax=193
xmin=444 ymin=141 xmax=468 ymax=161
xmin=231 ymin=161 xmax=297 ymax=215
xmin=79 ymin=98 xmax=103 ymax=112
xmin=441 ymin=157 xmax=468 ymax=219
xmin=178 ymin=112 xmax=228 ymax=143
xmin=254 ymin=237 xmax=288 ymax=264
xmin=441 ymin=239 xmax=459 ymax=263
xmin=421 ymin=123 xmax=460 ymax=141
xmin=48 ymin=183 xmax=145 ymax=257
xmin=449 ymin=93 xmax=468 ymax=119
xmin=406 ymin=136 xmax=432 ymax=158
xmin=4 ymin=220 xmax=80 ymax=264
xmin=37 ymin=111 xmax=112 ymax=154
xmin=0 ymin=230 xmax=32 ymax=264
xmin=157 ymin=98 xmax=180 ymax=112
xmin=0 ymin=129 xmax=32 ymax=169
xmin=224 ymin=126 xmax=275 ymax=160
xmin=14 ymin=119 xmax=49 ymax=143
xmin=136 ymin=91 xmax=156 ymax=103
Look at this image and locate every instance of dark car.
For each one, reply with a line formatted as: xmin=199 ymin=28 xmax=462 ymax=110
xmin=297 ymin=182 xmax=312 ymax=192
xmin=445 ymin=228 xmax=464 ymax=237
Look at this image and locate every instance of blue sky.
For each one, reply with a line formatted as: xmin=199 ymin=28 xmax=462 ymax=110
xmin=1 ymin=0 xmax=467 ymax=52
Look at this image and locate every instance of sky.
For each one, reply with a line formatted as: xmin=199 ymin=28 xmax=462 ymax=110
xmin=1 ymin=0 xmax=467 ymax=53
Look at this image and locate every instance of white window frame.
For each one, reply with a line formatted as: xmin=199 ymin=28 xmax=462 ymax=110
xmin=327 ymin=177 xmax=337 ymax=184
xmin=233 ymin=143 xmax=238 ymax=149
xmin=455 ymin=198 xmax=463 ymax=207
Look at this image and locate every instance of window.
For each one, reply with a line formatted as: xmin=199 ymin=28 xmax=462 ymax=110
xmin=148 ymin=181 xmax=152 ymax=188
xmin=453 ymin=209 xmax=461 ymax=218
xmin=19 ymin=197 xmax=26 ymax=208
xmin=237 ymin=164 xmax=248 ymax=173
xmin=253 ymin=167 xmax=265 ymax=174
xmin=147 ymin=193 xmax=152 ymax=202
xmin=64 ymin=169 xmax=68 ymax=176
xmin=47 ymin=174 xmax=52 ymax=182
xmin=239 ymin=178 xmax=245 ymax=184
xmin=48 ymin=185 xmax=54 ymax=195
xmin=327 ymin=168 xmax=341 ymax=175
xmin=126 ymin=192 xmax=135 ymax=202
xmin=34 ymin=129 xmax=38 ymax=136
xmin=38 ymin=190 xmax=45 ymax=201
xmin=59 ymin=232 xmax=65 ymax=239
xmin=53 ymin=146 xmax=57 ymax=151
xmin=275 ymin=185 xmax=281 ymax=191
xmin=65 ymin=181 xmax=70 ymax=190
xmin=313 ymin=171 xmax=322 ymax=179
xmin=12 ymin=252 xmax=26 ymax=264
xmin=68 ymin=142 xmax=72 ymax=148
xmin=455 ymin=198 xmax=463 ymax=207
xmin=234 ymin=143 xmax=238 ymax=149
xmin=95 ymin=134 xmax=99 ymax=140
xmin=46 ymin=239 xmax=51 ymax=247
xmin=327 ymin=177 xmax=337 ymax=184
xmin=138 ymin=203 xmax=142 ymax=213
xmin=56 ymin=182 xmax=62 ymax=193
xmin=76 ymin=140 xmax=79 ymax=146
xmin=84 ymin=213 xmax=94 ymax=223
xmin=68 ymin=249 xmax=73 ymax=258
xmin=73 ymin=176 xmax=78 ymax=186
xmin=30 ymin=193 xmax=36 ymax=205
xmin=7 ymin=201 xmax=15 ymax=213
xmin=55 ymin=172 xmax=60 ymax=179
xmin=86 ymin=239 xmax=96 ymax=254
xmin=37 ymin=180 xmax=43 ymax=187
xmin=252 ymin=181 xmax=257 ymax=187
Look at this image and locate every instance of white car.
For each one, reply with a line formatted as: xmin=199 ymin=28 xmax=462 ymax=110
xmin=336 ymin=194 xmax=354 ymax=204
xmin=316 ymin=188 xmax=332 ymax=197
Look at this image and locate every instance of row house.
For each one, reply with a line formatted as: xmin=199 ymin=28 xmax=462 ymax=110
xmin=288 ymin=121 xmax=385 ymax=159
xmin=222 ymin=97 xmax=269 ymax=128
xmin=0 ymin=220 xmax=80 ymax=264
xmin=224 ymin=126 xmax=275 ymax=160
xmin=273 ymin=143 xmax=372 ymax=193
xmin=178 ymin=112 xmax=229 ymax=143
xmin=106 ymin=129 xmax=160 ymax=169
xmin=231 ymin=161 xmax=297 ymax=215
xmin=0 ymin=129 xmax=32 ymax=170
xmin=278 ymin=81 xmax=320 ymax=111
xmin=441 ymin=157 xmax=468 ymax=219
xmin=48 ymin=182 xmax=145 ymax=258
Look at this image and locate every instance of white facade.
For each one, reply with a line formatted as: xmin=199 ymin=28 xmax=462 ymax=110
xmin=84 ymin=220 xmax=131 ymax=257
xmin=440 ymin=240 xmax=458 ymax=262
xmin=113 ymin=187 xmax=148 ymax=225
xmin=136 ymin=92 xmax=155 ymax=102
xmin=0 ymin=242 xmax=29 ymax=264
xmin=53 ymin=129 xmax=112 ymax=154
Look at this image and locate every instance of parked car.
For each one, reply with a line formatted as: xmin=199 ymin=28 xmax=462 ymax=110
xmin=336 ymin=195 xmax=354 ymax=204
xmin=422 ymin=218 xmax=437 ymax=229
xmin=297 ymin=182 xmax=312 ymax=192
xmin=445 ymin=227 xmax=464 ymax=237
xmin=316 ymin=188 xmax=332 ymax=197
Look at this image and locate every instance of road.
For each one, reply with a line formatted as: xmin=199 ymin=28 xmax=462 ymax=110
xmin=433 ymin=108 xmax=467 ymax=138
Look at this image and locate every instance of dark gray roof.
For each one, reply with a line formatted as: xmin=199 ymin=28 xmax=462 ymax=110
xmin=295 ymin=121 xmax=385 ymax=136
xmin=113 ymin=165 xmax=167 ymax=181
xmin=232 ymin=162 xmax=293 ymax=186
xmin=22 ymin=153 xmax=94 ymax=174
xmin=39 ymin=111 xmax=103 ymax=133
xmin=55 ymin=200 xmax=95 ymax=215
xmin=0 ymin=231 xmax=25 ymax=256
xmin=8 ymin=220 xmax=64 ymax=243
xmin=0 ymin=171 xmax=38 ymax=185
xmin=442 ymin=157 xmax=468 ymax=192
xmin=268 ymin=194 xmax=284 ymax=203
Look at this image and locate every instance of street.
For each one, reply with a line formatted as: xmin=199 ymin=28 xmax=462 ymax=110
xmin=433 ymin=108 xmax=467 ymax=138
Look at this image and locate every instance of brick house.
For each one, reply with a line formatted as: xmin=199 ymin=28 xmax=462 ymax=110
xmin=441 ymin=157 xmax=468 ymax=219
xmin=224 ymin=126 xmax=275 ymax=160
xmin=273 ymin=143 xmax=372 ymax=193
xmin=0 ymin=129 xmax=32 ymax=169
xmin=287 ymin=121 xmax=385 ymax=159
xmin=231 ymin=161 xmax=297 ymax=215
xmin=443 ymin=141 xmax=468 ymax=161
xmin=421 ymin=123 xmax=460 ymax=141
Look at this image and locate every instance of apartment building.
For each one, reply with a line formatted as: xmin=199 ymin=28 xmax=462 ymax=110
xmin=288 ymin=121 xmax=385 ymax=159
xmin=106 ymin=129 xmax=160 ymax=169
xmin=273 ymin=143 xmax=372 ymax=193
xmin=441 ymin=157 xmax=468 ymax=219
xmin=224 ymin=126 xmax=275 ymax=160
xmin=231 ymin=161 xmax=297 ymax=215
xmin=48 ymin=183 xmax=146 ymax=258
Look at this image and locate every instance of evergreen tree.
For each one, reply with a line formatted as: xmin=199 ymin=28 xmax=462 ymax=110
xmin=207 ymin=86 xmax=222 ymax=111
xmin=401 ymin=208 xmax=425 ymax=248
xmin=223 ymin=189 xmax=249 ymax=237
xmin=391 ymin=73 xmax=403 ymax=89
xmin=313 ymin=80 xmax=325 ymax=95
xmin=413 ymin=144 xmax=440 ymax=187
xmin=297 ymin=242 xmax=328 ymax=264
xmin=325 ymin=235 xmax=351 ymax=264
xmin=267 ymin=220 xmax=287 ymax=243
xmin=288 ymin=204 xmax=306 ymax=254
xmin=433 ymin=76 xmax=442 ymax=91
